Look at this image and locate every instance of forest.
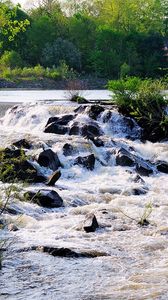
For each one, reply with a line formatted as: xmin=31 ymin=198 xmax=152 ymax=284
xmin=0 ymin=0 xmax=168 ymax=81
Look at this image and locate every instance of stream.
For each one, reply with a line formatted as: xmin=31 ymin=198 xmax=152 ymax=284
xmin=0 ymin=99 xmax=168 ymax=300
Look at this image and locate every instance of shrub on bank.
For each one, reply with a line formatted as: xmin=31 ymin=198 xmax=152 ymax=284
xmin=108 ymin=77 xmax=168 ymax=141
xmin=0 ymin=63 xmax=76 ymax=81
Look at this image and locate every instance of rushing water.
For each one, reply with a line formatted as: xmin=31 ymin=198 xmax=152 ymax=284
xmin=0 ymin=100 xmax=168 ymax=300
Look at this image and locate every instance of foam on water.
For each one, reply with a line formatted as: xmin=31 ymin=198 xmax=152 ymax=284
xmin=1 ymin=101 xmax=168 ymax=300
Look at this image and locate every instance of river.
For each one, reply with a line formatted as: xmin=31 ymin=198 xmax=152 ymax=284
xmin=0 ymin=95 xmax=168 ymax=300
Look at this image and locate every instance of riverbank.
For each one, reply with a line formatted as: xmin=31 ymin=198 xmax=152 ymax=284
xmin=0 ymin=77 xmax=108 ymax=90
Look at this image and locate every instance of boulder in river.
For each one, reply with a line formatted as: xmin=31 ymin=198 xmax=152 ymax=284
xmin=12 ymin=139 xmax=32 ymax=149
xmin=44 ymin=123 xmax=68 ymax=135
xmin=46 ymin=170 xmax=61 ymax=186
xmin=38 ymin=149 xmax=61 ymax=171
xmin=24 ymin=189 xmax=63 ymax=208
xmin=63 ymin=143 xmax=74 ymax=156
xmin=81 ymin=123 xmax=102 ymax=138
xmin=116 ymin=148 xmax=135 ymax=167
xmin=86 ymin=105 xmax=104 ymax=120
xmin=156 ymin=162 xmax=168 ymax=174
xmin=46 ymin=114 xmax=74 ymax=127
xmin=74 ymin=154 xmax=95 ymax=170
xmin=0 ymin=147 xmax=46 ymax=183
xmin=83 ymin=213 xmax=99 ymax=233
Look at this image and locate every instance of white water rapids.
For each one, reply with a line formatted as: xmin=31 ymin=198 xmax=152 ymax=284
xmin=0 ymin=101 xmax=168 ymax=300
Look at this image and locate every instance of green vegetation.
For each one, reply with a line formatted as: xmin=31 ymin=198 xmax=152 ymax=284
xmin=108 ymin=77 xmax=168 ymax=141
xmin=0 ymin=0 xmax=167 ymax=80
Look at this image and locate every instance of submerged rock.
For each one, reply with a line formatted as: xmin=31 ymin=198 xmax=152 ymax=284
xmin=74 ymin=154 xmax=95 ymax=170
xmin=83 ymin=213 xmax=99 ymax=233
xmin=38 ymin=149 xmax=61 ymax=171
xmin=8 ymin=223 xmax=19 ymax=232
xmin=24 ymin=189 xmax=63 ymax=208
xmin=30 ymin=246 xmax=107 ymax=258
xmin=63 ymin=143 xmax=74 ymax=156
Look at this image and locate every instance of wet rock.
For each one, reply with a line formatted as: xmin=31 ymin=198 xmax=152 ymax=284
xmin=83 ymin=213 xmax=99 ymax=233
xmin=38 ymin=149 xmax=61 ymax=171
xmin=156 ymin=162 xmax=168 ymax=174
xmin=32 ymin=246 xmax=107 ymax=258
xmin=136 ymin=163 xmax=153 ymax=176
xmin=24 ymin=189 xmax=63 ymax=208
xmin=74 ymin=105 xmax=86 ymax=114
xmin=116 ymin=149 xmax=135 ymax=167
xmin=102 ymin=110 xmax=112 ymax=123
xmin=44 ymin=123 xmax=68 ymax=135
xmin=74 ymin=154 xmax=95 ymax=170
xmin=12 ymin=139 xmax=32 ymax=149
xmin=81 ymin=123 xmax=101 ymax=138
xmin=131 ymin=174 xmax=145 ymax=184
xmin=91 ymin=137 xmax=104 ymax=147
xmin=87 ymin=105 xmax=104 ymax=120
xmin=46 ymin=114 xmax=74 ymax=127
xmin=131 ymin=187 xmax=148 ymax=195
xmin=63 ymin=143 xmax=74 ymax=156
xmin=69 ymin=122 xmax=81 ymax=135
xmin=46 ymin=170 xmax=61 ymax=186
xmin=8 ymin=224 xmax=19 ymax=231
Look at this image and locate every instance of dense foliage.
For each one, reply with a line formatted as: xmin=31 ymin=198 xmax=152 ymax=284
xmin=0 ymin=0 xmax=167 ymax=79
xmin=108 ymin=77 xmax=168 ymax=141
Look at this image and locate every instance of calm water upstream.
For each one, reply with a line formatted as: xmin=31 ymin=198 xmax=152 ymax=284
xmin=0 ymin=93 xmax=168 ymax=300
xmin=0 ymin=89 xmax=112 ymax=103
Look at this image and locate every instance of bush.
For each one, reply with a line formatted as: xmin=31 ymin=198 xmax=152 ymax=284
xmin=0 ymin=51 xmax=24 ymax=69
xmin=108 ymin=77 xmax=168 ymax=141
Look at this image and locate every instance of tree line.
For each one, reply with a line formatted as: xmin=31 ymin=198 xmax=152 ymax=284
xmin=0 ymin=0 xmax=167 ymax=79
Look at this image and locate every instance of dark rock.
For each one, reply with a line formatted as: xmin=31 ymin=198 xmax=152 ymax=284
xmin=138 ymin=219 xmax=150 ymax=226
xmin=12 ymin=139 xmax=32 ymax=149
xmin=24 ymin=189 xmax=63 ymax=208
xmin=136 ymin=163 xmax=153 ymax=176
xmin=87 ymin=105 xmax=104 ymax=120
xmin=116 ymin=149 xmax=135 ymax=166
xmin=83 ymin=213 xmax=99 ymax=233
xmin=46 ymin=114 xmax=74 ymax=127
xmin=38 ymin=149 xmax=61 ymax=171
xmin=74 ymin=154 xmax=95 ymax=170
xmin=33 ymin=246 xmax=106 ymax=258
xmin=44 ymin=123 xmax=68 ymax=135
xmin=81 ymin=123 xmax=101 ymax=138
xmin=131 ymin=174 xmax=145 ymax=184
xmin=91 ymin=137 xmax=104 ymax=147
xmin=8 ymin=224 xmax=19 ymax=231
xmin=46 ymin=170 xmax=61 ymax=186
xmin=69 ymin=123 xmax=81 ymax=135
xmin=102 ymin=110 xmax=112 ymax=123
xmin=63 ymin=143 xmax=74 ymax=156
xmin=74 ymin=106 xmax=86 ymax=114
xmin=132 ymin=187 xmax=148 ymax=195
xmin=157 ymin=162 xmax=168 ymax=174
